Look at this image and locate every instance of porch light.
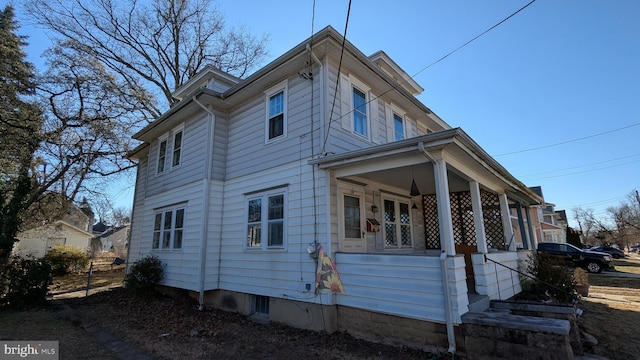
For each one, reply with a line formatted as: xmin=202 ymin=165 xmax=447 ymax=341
xmin=371 ymin=205 xmax=378 ymax=213
xmin=410 ymin=179 xmax=420 ymax=197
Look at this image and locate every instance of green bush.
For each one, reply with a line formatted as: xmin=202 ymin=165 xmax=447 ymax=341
xmin=43 ymin=245 xmax=89 ymax=275
xmin=519 ymin=253 xmax=575 ymax=303
xmin=124 ymin=255 xmax=164 ymax=295
xmin=1 ymin=256 xmax=52 ymax=309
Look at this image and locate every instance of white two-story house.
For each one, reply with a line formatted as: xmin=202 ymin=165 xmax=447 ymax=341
xmin=127 ymin=26 xmax=541 ymax=352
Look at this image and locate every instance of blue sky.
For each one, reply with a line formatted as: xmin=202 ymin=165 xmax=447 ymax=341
xmin=5 ymin=0 xmax=639 ymax=227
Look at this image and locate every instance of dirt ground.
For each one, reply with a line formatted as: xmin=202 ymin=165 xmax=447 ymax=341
xmin=2 ymin=256 xmax=639 ymax=359
xmin=67 ymin=288 xmax=437 ymax=360
xmin=577 ymin=256 xmax=640 ymax=360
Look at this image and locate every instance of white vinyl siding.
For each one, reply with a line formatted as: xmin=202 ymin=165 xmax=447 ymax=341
xmin=336 ymin=253 xmax=469 ymax=323
xmin=146 ymin=114 xmax=209 ymax=197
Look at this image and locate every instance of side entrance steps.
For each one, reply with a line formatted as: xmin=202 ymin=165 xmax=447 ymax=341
xmin=461 ymin=300 xmax=581 ymax=360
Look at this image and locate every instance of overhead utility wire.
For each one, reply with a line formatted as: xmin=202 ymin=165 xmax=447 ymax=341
xmin=321 ymin=0 xmax=352 ymax=155
xmin=411 ymin=0 xmax=537 ymax=78
xmin=517 ymin=153 xmax=640 ymax=178
xmin=521 ymin=160 xmax=639 ymax=181
xmin=326 ymin=0 xmax=537 ymax=130
xmin=494 ymin=122 xmax=640 ymax=156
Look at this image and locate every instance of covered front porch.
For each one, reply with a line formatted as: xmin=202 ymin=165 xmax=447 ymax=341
xmin=311 ymin=128 xmax=542 ymax=324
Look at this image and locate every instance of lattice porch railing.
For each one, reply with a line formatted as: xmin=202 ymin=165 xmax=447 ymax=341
xmin=423 ymin=190 xmax=506 ymax=250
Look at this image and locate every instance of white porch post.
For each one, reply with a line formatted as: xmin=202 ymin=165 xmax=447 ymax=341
xmin=469 ymin=180 xmax=488 ymax=254
xmin=499 ymin=193 xmax=515 ymax=251
xmin=433 ymin=158 xmax=456 ymax=255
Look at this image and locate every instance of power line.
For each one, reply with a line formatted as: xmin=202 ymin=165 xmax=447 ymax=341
xmin=494 ymin=122 xmax=640 ymax=156
xmin=519 ymin=160 xmax=639 ymax=181
xmin=517 ymin=153 xmax=640 ymax=178
xmin=321 ymin=0 xmax=352 ymax=155
xmin=411 ymin=0 xmax=537 ymax=79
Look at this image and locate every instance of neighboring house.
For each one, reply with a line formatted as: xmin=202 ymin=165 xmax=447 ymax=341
xmin=527 ymin=186 xmax=567 ymax=244
xmin=93 ymin=225 xmax=130 ymax=257
xmin=127 ymin=26 xmax=542 ymax=351
xmin=14 ymin=201 xmax=94 ymax=258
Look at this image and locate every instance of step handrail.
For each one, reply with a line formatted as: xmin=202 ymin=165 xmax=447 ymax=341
xmin=484 ymin=254 xmax=578 ymax=304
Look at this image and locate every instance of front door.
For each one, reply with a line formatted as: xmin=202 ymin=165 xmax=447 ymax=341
xmin=338 ymin=183 xmax=365 ymax=252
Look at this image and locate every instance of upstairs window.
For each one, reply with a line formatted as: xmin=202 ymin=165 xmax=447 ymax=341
xmin=393 ymin=113 xmax=405 ymax=141
xmin=265 ymin=81 xmax=288 ymax=142
xmin=172 ymin=129 xmax=183 ymax=167
xmin=352 ymin=87 xmax=368 ymax=137
xmin=157 ymin=137 xmax=168 ymax=174
xmin=246 ymin=188 xmax=287 ymax=249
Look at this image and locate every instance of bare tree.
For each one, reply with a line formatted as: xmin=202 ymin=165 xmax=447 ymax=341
xmin=573 ymin=206 xmax=596 ymax=245
xmin=25 ymin=0 xmax=269 ymax=121
xmin=31 ymin=43 xmax=141 ymax=206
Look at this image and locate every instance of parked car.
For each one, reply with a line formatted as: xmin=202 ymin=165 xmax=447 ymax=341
xmin=589 ymin=246 xmax=625 ymax=259
xmin=537 ymin=242 xmax=615 ymax=273
xmin=629 ymin=245 xmax=640 ymax=253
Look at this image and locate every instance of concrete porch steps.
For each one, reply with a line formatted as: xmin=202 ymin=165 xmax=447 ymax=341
xmin=461 ymin=300 xmax=579 ymax=359
xmin=467 ymin=293 xmax=490 ymax=313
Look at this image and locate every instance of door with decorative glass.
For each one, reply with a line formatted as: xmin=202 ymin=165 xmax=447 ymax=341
xmin=382 ymin=197 xmax=412 ymax=249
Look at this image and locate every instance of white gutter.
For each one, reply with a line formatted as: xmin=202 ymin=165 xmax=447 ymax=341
xmin=193 ymin=96 xmax=215 ymax=310
xmin=440 ymin=251 xmax=457 ymax=356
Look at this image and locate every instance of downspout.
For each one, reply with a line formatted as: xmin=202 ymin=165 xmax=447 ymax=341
xmin=420 ymin=142 xmax=456 ymax=355
xmin=307 ymin=44 xmax=324 ymax=254
xmin=193 ymin=96 xmax=215 ymax=310
xmin=307 ymin=44 xmax=325 ymax=139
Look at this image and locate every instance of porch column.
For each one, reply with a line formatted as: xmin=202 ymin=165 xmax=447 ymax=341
xmin=525 ymin=207 xmax=537 ymax=249
xmin=433 ymin=158 xmax=456 ymax=256
xmin=498 ymin=193 xmax=515 ymax=251
xmin=515 ymin=203 xmax=528 ymax=250
xmin=469 ymin=180 xmax=488 ymax=254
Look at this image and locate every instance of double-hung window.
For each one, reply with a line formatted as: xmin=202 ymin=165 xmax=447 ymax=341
xmin=157 ymin=137 xmax=168 ymax=174
xmin=172 ymin=128 xmax=183 ymax=167
xmin=352 ymin=86 xmax=368 ymax=137
xmin=156 ymin=124 xmax=184 ymax=175
xmin=383 ymin=196 xmax=412 ymax=249
xmin=393 ymin=113 xmax=405 ymax=141
xmin=246 ymin=188 xmax=287 ymax=249
xmin=152 ymin=206 xmax=185 ymax=250
xmin=265 ymin=81 xmax=288 ymax=142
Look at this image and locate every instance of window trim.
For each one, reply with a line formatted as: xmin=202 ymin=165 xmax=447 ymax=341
xmin=244 ymin=187 xmax=288 ymax=251
xmin=264 ymin=80 xmax=288 ymax=143
xmin=350 ymin=76 xmax=372 ymax=140
xmin=393 ymin=112 xmax=405 ymax=141
xmin=151 ymin=205 xmax=186 ymax=251
xmin=171 ymin=125 xmax=184 ymax=169
xmin=381 ymin=194 xmax=413 ymax=249
xmin=156 ymin=133 xmax=169 ymax=175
